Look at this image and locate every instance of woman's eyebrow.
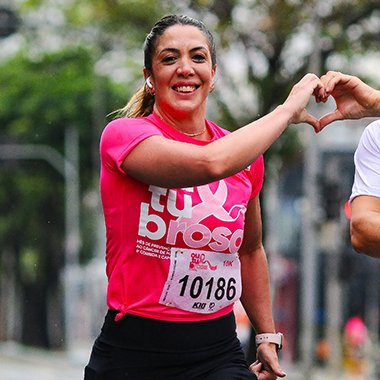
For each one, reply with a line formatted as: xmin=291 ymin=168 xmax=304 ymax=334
xmin=158 ymin=46 xmax=209 ymax=55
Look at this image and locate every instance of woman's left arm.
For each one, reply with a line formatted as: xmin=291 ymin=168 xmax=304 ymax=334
xmin=239 ymin=196 xmax=286 ymax=379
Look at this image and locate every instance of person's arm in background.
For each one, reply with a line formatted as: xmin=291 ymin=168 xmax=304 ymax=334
xmin=351 ymin=195 xmax=380 ymax=258
xmin=239 ymin=196 xmax=286 ymax=379
xmin=318 ymin=71 xmax=380 ymax=129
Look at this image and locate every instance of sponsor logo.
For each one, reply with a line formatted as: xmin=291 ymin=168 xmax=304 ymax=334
xmin=192 ymin=302 xmax=207 ymax=310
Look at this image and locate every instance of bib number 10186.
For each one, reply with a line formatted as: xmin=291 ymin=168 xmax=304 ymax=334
xmin=159 ymin=248 xmax=242 ymax=314
xmin=178 ymin=275 xmax=237 ymax=301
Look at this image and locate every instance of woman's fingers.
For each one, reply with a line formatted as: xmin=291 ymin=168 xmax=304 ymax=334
xmin=249 ymin=360 xmax=262 ymax=375
xmin=319 ymin=109 xmax=343 ymax=129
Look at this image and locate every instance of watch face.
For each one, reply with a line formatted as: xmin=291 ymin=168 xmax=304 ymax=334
xmin=277 ymin=333 xmax=283 ymax=350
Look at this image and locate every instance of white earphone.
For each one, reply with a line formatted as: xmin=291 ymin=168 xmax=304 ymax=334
xmin=146 ymin=77 xmax=153 ymax=89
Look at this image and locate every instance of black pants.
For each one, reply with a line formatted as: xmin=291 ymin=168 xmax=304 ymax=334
xmin=84 ymin=311 xmax=257 ymax=380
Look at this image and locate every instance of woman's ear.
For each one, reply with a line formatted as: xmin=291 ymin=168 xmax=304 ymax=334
xmin=143 ymin=68 xmax=154 ymax=90
xmin=146 ymin=77 xmax=153 ymax=89
xmin=211 ymin=64 xmax=217 ymax=79
xmin=143 ymin=68 xmax=154 ymax=93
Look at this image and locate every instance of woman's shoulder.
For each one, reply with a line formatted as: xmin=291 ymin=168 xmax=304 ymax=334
xmin=102 ymin=116 xmax=159 ymax=137
xmin=100 ymin=116 xmax=162 ymax=152
xmin=104 ymin=116 xmax=152 ymax=131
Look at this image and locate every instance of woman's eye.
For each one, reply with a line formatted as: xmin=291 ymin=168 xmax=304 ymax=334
xmin=193 ymin=54 xmax=206 ymax=62
xmin=162 ymin=56 xmax=176 ymax=63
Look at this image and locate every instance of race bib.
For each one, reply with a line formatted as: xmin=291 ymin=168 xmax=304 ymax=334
xmin=159 ymin=248 xmax=242 ymax=314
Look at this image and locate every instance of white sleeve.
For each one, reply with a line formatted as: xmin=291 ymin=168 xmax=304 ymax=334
xmin=350 ymin=120 xmax=380 ymax=201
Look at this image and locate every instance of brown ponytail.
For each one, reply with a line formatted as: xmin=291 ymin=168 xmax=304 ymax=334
xmin=116 ymin=84 xmax=155 ymax=118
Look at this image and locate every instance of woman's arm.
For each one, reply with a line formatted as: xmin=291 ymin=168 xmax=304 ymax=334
xmin=123 ymin=74 xmax=322 ymax=188
xmin=351 ymin=195 xmax=380 ymax=258
xmin=239 ymin=197 xmax=286 ymax=379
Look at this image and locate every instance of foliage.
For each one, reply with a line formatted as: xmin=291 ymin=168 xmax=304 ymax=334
xmin=0 ymin=46 xmax=124 ymax=346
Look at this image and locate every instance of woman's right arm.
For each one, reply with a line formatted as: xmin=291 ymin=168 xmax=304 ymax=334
xmin=123 ymin=73 xmax=323 ymax=189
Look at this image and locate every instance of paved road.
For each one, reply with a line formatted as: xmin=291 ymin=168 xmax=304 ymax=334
xmin=0 ymin=342 xmax=86 ymax=380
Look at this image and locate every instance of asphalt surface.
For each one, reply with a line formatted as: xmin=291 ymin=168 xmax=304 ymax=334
xmin=0 ymin=342 xmax=86 ymax=380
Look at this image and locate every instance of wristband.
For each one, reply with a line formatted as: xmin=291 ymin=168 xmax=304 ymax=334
xmin=255 ymin=332 xmax=283 ymax=351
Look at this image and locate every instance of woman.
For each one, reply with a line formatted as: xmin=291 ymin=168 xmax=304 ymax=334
xmin=85 ymin=14 xmax=323 ymax=380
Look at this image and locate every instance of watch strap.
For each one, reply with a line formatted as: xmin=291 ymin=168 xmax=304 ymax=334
xmin=255 ymin=332 xmax=283 ymax=351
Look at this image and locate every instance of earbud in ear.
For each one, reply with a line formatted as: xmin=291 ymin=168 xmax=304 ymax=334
xmin=146 ymin=77 xmax=153 ymax=89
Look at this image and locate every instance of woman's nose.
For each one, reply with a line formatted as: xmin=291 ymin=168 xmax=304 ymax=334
xmin=176 ymin=58 xmax=195 ymax=77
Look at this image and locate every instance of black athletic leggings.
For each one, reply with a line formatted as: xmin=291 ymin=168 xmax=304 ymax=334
xmin=84 ymin=311 xmax=257 ymax=380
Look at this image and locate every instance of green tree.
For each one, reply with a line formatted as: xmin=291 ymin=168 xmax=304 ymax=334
xmin=0 ymin=47 xmax=123 ymax=347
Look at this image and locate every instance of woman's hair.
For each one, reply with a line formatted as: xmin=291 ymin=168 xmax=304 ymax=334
xmin=117 ymin=14 xmax=216 ymax=118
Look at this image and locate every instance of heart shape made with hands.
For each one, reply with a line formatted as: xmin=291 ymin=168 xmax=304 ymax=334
xmin=291 ymin=71 xmax=367 ymax=132
xmin=300 ymin=97 xmax=336 ymax=133
xmin=314 ymin=96 xmax=340 ymax=132
xmin=306 ymin=90 xmax=344 ymax=133
xmin=286 ymin=73 xmax=343 ymax=133
xmin=310 ymin=70 xmax=372 ymax=130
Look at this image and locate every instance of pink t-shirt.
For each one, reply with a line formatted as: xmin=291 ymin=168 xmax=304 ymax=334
xmin=100 ymin=113 xmax=264 ymax=322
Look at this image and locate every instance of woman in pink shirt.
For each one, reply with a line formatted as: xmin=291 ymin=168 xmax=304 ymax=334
xmin=85 ymin=14 xmax=324 ymax=380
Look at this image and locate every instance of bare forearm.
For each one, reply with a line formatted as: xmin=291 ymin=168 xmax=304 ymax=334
xmin=240 ymin=247 xmax=275 ymax=333
xmin=204 ymin=105 xmax=291 ymax=180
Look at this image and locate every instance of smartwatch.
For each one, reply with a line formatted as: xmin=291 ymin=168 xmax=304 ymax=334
xmin=255 ymin=332 xmax=283 ymax=351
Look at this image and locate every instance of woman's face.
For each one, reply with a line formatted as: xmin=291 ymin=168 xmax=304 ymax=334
xmin=147 ymin=24 xmax=216 ymax=119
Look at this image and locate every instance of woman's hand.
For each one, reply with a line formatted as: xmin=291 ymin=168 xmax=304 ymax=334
xmin=281 ymin=73 xmax=324 ymax=132
xmin=249 ymin=344 xmax=287 ymax=380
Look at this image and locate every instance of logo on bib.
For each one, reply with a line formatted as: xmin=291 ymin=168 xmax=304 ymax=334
xmin=189 ymin=252 xmax=217 ymax=271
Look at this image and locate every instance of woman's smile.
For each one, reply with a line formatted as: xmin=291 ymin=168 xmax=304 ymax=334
xmin=172 ymin=85 xmax=198 ymax=93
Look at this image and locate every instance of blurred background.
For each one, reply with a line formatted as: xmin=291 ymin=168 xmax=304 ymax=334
xmin=0 ymin=0 xmax=379 ymax=379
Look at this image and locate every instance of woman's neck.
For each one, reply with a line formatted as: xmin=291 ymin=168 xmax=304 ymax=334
xmin=153 ymin=106 xmax=209 ymax=139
